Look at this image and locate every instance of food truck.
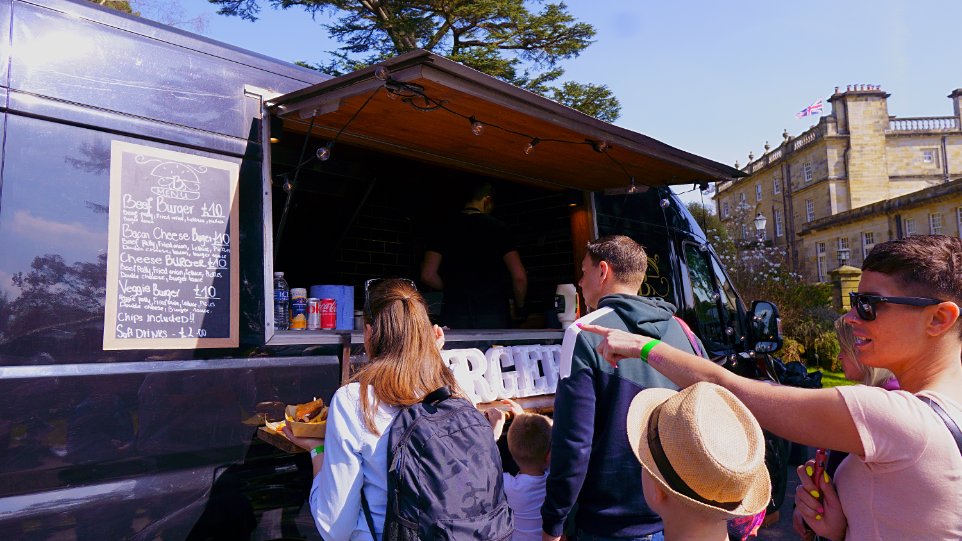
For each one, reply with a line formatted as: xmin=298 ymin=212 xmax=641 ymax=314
xmin=0 ymin=1 xmax=785 ymax=539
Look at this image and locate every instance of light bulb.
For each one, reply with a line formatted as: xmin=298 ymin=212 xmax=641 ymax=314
xmin=523 ymin=138 xmax=540 ymax=155
xmin=469 ymin=116 xmax=484 ymax=136
xmin=627 ymin=177 xmax=638 ymax=193
xmin=659 ymin=198 xmax=670 ymax=209
xmin=316 ymin=143 xmax=332 ymax=161
xmin=373 ymin=66 xmax=389 ymax=81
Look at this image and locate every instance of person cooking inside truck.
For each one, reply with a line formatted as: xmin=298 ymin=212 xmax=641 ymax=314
xmin=420 ymin=181 xmax=527 ymax=329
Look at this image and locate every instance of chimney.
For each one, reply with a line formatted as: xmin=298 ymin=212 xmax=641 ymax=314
xmin=949 ymin=89 xmax=962 ymax=124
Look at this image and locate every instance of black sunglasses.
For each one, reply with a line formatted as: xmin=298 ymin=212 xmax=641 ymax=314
xmin=363 ymin=278 xmax=418 ymax=315
xmin=848 ymin=292 xmax=943 ymax=321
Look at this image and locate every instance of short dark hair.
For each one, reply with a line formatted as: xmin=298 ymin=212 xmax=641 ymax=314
xmin=585 ymin=235 xmax=648 ymax=284
xmin=863 ymin=234 xmax=962 ymax=337
xmin=507 ymin=413 xmax=552 ymax=469
xmin=464 ymin=181 xmax=494 ymax=204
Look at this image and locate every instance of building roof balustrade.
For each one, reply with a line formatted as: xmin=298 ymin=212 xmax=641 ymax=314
xmin=888 ymin=116 xmax=959 ymax=132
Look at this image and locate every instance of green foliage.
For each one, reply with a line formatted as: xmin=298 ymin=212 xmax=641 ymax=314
xmin=810 ymin=330 xmax=842 ymax=372
xmin=89 ymin=0 xmax=137 ymax=14
xmin=209 ymin=0 xmax=621 ymax=120
xmin=779 ymin=337 xmax=805 ymax=364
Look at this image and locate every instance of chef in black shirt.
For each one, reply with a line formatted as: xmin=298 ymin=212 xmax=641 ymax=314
xmin=421 ymin=182 xmax=527 ymax=329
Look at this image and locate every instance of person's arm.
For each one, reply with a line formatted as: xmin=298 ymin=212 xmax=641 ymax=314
xmin=503 ymin=250 xmax=527 ymax=311
xmin=420 ymin=250 xmax=444 ymax=290
xmin=293 ymin=389 xmax=366 ymax=541
xmin=578 ymin=323 xmax=864 ymax=456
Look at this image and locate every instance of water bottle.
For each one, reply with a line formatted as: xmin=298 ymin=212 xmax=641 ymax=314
xmin=273 ymin=272 xmax=290 ymax=331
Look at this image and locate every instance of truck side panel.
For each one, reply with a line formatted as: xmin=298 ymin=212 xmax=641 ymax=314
xmin=0 ymin=1 xmax=337 ymax=539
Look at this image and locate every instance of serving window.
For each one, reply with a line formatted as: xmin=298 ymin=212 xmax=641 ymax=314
xmin=263 ymin=130 xmax=580 ymax=346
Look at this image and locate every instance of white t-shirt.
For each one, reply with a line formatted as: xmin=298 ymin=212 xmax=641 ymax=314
xmin=835 ymin=386 xmax=962 ymax=540
xmin=503 ymin=471 xmax=548 ymax=541
xmin=309 ymin=382 xmax=399 ymax=541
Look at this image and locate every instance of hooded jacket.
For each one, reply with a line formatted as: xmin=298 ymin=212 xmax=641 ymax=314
xmin=542 ymin=294 xmax=705 ymax=538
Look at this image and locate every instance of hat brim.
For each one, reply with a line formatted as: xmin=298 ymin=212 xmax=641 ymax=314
xmin=626 ymin=388 xmax=771 ymax=520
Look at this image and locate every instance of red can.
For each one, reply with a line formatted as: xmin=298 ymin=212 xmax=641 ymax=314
xmin=307 ymin=298 xmax=321 ymax=330
xmin=320 ymin=298 xmax=337 ymax=329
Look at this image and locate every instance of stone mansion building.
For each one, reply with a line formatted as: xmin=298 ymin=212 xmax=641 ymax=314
xmin=715 ymin=85 xmax=962 ymax=284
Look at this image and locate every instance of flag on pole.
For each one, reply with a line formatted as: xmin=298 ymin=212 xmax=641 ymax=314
xmin=795 ymin=99 xmax=824 ymax=119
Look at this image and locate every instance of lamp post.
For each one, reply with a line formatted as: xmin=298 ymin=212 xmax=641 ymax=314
xmin=753 ymin=212 xmax=767 ymax=244
xmin=837 ymin=248 xmax=850 ymax=267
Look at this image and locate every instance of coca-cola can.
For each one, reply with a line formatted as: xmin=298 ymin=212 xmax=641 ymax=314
xmin=307 ymin=298 xmax=321 ymax=330
xmin=320 ymin=298 xmax=337 ymax=329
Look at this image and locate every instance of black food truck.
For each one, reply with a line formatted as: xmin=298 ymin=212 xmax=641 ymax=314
xmin=0 ymin=1 xmax=785 ymax=539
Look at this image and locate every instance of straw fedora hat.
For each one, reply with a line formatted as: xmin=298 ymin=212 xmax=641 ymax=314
xmin=626 ymin=382 xmax=770 ymax=519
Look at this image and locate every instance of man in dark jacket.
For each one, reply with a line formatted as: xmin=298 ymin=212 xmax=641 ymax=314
xmin=542 ymin=235 xmax=704 ymax=541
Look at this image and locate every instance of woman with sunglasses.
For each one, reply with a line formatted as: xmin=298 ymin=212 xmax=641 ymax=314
xmin=579 ymin=234 xmax=962 ymax=540
xmin=282 ymin=278 xmax=458 ymax=540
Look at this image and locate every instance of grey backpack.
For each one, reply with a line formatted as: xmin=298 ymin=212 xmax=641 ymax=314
xmin=362 ymin=386 xmax=513 ymax=540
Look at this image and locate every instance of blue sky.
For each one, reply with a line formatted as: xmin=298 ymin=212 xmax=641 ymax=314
xmin=174 ymin=0 xmax=962 ymax=203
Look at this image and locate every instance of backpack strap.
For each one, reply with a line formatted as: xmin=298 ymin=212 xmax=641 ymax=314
xmin=673 ymin=315 xmax=704 ymax=357
xmin=422 ymin=386 xmax=452 ymax=405
xmin=360 ymin=489 xmax=378 ymax=539
xmin=919 ymin=396 xmax=962 ymax=456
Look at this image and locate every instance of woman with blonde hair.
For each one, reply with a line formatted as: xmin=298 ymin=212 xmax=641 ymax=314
xmin=283 ymin=278 xmax=465 ymax=540
xmin=580 ymin=235 xmax=962 ymax=540
xmin=834 ymin=316 xmax=897 ymax=389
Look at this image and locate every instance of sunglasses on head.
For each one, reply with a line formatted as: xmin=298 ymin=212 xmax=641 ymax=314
xmin=848 ymin=291 xmax=943 ymax=321
xmin=363 ymin=278 xmax=418 ymax=315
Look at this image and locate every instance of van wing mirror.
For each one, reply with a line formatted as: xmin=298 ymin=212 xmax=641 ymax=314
xmin=748 ymin=300 xmax=782 ymax=354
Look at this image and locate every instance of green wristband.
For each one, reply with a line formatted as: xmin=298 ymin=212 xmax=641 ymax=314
xmin=310 ymin=444 xmax=325 ymax=458
xmin=639 ymin=340 xmax=662 ymax=363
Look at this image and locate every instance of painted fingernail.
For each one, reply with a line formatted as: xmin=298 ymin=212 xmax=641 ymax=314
xmin=576 ymin=323 xmax=583 ymax=327
xmin=810 ymin=490 xmax=820 ymax=499
xmin=823 ymin=472 xmax=831 ymax=484
xmin=818 ymin=507 xmax=824 ymax=514
xmin=815 ymin=514 xmax=822 ymax=521
xmin=805 ymin=466 xmax=813 ymax=477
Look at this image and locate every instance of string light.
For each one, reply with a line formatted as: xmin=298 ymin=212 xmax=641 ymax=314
xmin=627 ymin=177 xmax=638 ymax=193
xmin=469 ymin=116 xmax=485 ymax=136
xmin=316 ymin=142 xmax=333 ymax=161
xmin=523 ymin=138 xmax=540 ymax=155
xmin=373 ymin=77 xmax=662 ymax=188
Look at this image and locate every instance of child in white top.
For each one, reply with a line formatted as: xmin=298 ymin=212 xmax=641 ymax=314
xmin=486 ymin=400 xmax=552 ymax=541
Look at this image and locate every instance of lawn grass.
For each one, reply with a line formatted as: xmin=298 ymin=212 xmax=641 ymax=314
xmin=807 ymin=367 xmax=855 ymax=388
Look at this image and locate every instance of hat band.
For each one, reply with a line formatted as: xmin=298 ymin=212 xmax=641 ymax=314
xmin=647 ymin=403 xmax=742 ymax=511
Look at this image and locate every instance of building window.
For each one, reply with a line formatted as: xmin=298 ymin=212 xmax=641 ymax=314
xmin=904 ymin=218 xmax=917 ymax=237
xmin=816 ymin=242 xmax=826 ymax=282
xmin=739 ymin=192 xmax=746 ymax=204
xmin=922 ymin=149 xmax=937 ymax=165
xmin=774 ymin=208 xmax=784 ymax=237
xmin=862 ymin=231 xmax=875 ymax=259
xmin=755 ymin=183 xmax=763 ymax=202
xmin=929 ymin=213 xmax=943 ymax=235
xmin=773 ymin=176 xmax=781 ymax=194
xmin=957 ymin=207 xmax=962 ymax=237
xmin=806 ymin=199 xmax=815 ymax=222
xmin=741 ymin=224 xmax=748 ymax=240
xmin=803 ymin=162 xmax=813 ymax=183
xmin=722 ymin=200 xmax=730 ymax=218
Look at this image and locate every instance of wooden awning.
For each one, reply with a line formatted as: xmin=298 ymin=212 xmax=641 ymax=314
xmin=269 ymin=50 xmax=742 ymax=191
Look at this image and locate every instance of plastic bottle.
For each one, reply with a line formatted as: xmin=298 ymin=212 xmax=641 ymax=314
xmin=555 ymin=283 xmax=579 ymax=328
xmin=273 ymin=272 xmax=290 ymax=331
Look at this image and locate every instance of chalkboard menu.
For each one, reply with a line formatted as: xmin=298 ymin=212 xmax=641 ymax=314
xmin=103 ymin=141 xmax=239 ymax=350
